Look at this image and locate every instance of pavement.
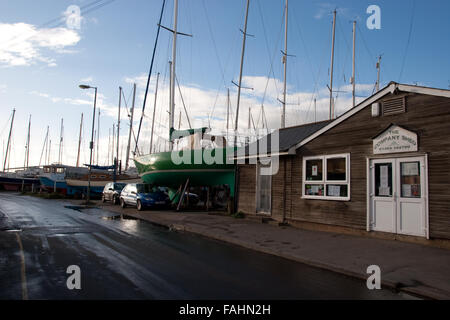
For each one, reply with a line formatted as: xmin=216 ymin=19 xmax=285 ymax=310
xmin=85 ymin=200 xmax=450 ymax=300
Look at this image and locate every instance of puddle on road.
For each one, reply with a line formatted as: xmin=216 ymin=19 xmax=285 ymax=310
xmin=102 ymin=214 xmax=138 ymax=221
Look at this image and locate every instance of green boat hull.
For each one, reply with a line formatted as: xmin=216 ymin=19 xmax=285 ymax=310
xmin=133 ymin=147 xmax=236 ymax=196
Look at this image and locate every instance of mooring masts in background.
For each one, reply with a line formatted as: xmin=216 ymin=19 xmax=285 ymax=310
xmin=376 ymin=55 xmax=382 ymax=92
xmin=125 ymin=83 xmax=136 ymax=171
xmin=24 ymin=115 xmax=31 ymax=169
xmin=281 ymin=0 xmax=288 ymax=128
xmin=116 ymin=86 xmax=122 ymax=167
xmin=58 ymin=118 xmax=64 ymax=164
xmin=76 ymin=113 xmax=83 ymax=167
xmin=3 ymin=109 xmax=15 ymax=172
xmin=234 ymin=0 xmax=251 ymax=147
xmin=328 ymin=9 xmax=337 ymax=120
xmin=352 ymin=20 xmax=356 ymax=108
xmin=149 ymin=73 xmax=160 ymax=154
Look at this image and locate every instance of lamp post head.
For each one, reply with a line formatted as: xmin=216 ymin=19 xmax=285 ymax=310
xmin=79 ymin=84 xmax=91 ymax=89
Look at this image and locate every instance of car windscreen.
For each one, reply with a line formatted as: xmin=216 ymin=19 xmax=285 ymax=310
xmin=136 ymin=184 xmax=153 ymax=193
xmin=114 ymin=183 xmax=126 ymax=190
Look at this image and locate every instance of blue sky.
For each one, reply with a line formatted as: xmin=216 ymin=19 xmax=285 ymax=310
xmin=0 ymin=0 xmax=449 ymax=168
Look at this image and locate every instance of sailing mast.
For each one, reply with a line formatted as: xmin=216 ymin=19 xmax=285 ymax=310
xmin=3 ymin=109 xmax=15 ymax=172
xmin=376 ymin=55 xmax=382 ymax=92
xmin=116 ymin=87 xmax=122 ymax=165
xmin=39 ymin=126 xmax=49 ymax=167
xmin=58 ymin=118 xmax=64 ymax=164
xmin=149 ymin=73 xmax=160 ymax=154
xmin=24 ymin=115 xmax=31 ymax=169
xmin=97 ymin=109 xmax=100 ymax=165
xmin=281 ymin=0 xmax=288 ymax=128
xmin=352 ymin=20 xmax=356 ymax=108
xmin=76 ymin=113 xmax=83 ymax=167
xmin=234 ymin=0 xmax=251 ymax=146
xmin=125 ymin=83 xmax=136 ymax=171
xmin=328 ymin=9 xmax=337 ymax=119
xmin=169 ymin=0 xmax=179 ymax=151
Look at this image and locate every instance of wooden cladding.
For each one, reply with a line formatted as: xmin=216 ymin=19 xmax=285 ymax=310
xmin=382 ymin=96 xmax=406 ymax=116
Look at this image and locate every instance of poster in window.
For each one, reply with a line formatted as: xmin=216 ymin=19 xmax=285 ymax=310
xmin=311 ymin=185 xmax=319 ymax=194
xmin=402 ymin=162 xmax=419 ymax=176
xmin=380 ymin=165 xmax=388 ymax=188
xmin=402 ymin=184 xmax=412 ymax=197
xmin=328 ymin=185 xmax=341 ymax=197
xmin=312 ymin=165 xmax=318 ymax=176
xmin=378 ymin=187 xmax=391 ymax=196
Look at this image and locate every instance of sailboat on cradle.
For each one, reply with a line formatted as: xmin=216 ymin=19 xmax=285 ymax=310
xmin=133 ymin=0 xmax=241 ymax=205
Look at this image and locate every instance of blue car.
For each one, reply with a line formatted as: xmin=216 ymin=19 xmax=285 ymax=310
xmin=119 ymin=183 xmax=169 ymax=211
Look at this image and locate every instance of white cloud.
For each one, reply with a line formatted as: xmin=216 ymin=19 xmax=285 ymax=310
xmin=0 ymin=22 xmax=80 ymax=67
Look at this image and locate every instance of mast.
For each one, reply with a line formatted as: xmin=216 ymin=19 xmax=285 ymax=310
xmin=76 ymin=113 xmax=83 ymax=167
xmin=352 ymin=20 xmax=356 ymax=108
xmin=314 ymin=98 xmax=317 ymax=123
xmin=107 ymin=128 xmax=111 ymax=166
xmin=97 ymin=109 xmax=100 ymax=165
xmin=149 ymin=73 xmax=160 ymax=154
xmin=40 ymin=126 xmax=49 ymax=167
xmin=281 ymin=0 xmax=288 ymax=128
xmin=125 ymin=83 xmax=136 ymax=170
xmin=234 ymin=0 xmax=251 ymax=146
xmin=58 ymin=118 xmax=64 ymax=164
xmin=3 ymin=109 xmax=15 ymax=171
xmin=24 ymin=115 xmax=31 ymax=169
xmin=329 ymin=9 xmax=337 ymax=119
xmin=116 ymin=87 xmax=122 ymax=164
xmin=376 ymin=55 xmax=382 ymax=92
xmin=168 ymin=0 xmax=179 ymax=151
xmin=226 ymin=88 xmax=230 ymax=130
xmin=48 ymin=139 xmax=51 ymax=165
xmin=111 ymin=123 xmax=115 ymax=164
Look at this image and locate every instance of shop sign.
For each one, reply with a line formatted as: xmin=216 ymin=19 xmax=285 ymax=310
xmin=373 ymin=125 xmax=418 ymax=154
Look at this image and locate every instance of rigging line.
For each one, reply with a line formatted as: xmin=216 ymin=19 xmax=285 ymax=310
xmin=356 ymin=23 xmax=376 ymax=64
xmin=134 ymin=0 xmax=166 ymax=155
xmin=0 ymin=113 xmax=13 ymax=138
xmin=175 ymin=75 xmax=192 ymax=129
xmin=399 ymin=0 xmax=416 ymax=82
xmin=256 ymin=0 xmax=284 ymax=112
xmin=202 ymin=0 xmax=227 ymax=126
xmin=257 ymin=0 xmax=283 ymax=99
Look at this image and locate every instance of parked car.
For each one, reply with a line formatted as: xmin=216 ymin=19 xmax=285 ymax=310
xmin=120 ymin=183 xmax=170 ymax=211
xmin=102 ymin=182 xmax=126 ymax=205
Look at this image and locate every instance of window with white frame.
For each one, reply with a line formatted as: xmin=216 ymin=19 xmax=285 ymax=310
xmin=302 ymin=154 xmax=350 ymax=200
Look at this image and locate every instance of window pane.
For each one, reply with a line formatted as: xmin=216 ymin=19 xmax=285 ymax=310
xmin=326 ymin=184 xmax=348 ymax=197
xmin=327 ymin=157 xmax=346 ymax=181
xmin=375 ymin=163 xmax=392 ymax=197
xmin=305 ymin=184 xmax=324 ymax=196
xmin=400 ymin=162 xmax=421 ymax=198
xmin=305 ymin=159 xmax=323 ymax=181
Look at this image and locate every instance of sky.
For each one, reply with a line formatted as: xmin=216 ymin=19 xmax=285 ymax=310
xmin=0 ymin=0 xmax=449 ymax=169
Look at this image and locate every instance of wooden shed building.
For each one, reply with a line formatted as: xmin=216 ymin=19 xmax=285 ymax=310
xmin=235 ymin=82 xmax=450 ymax=242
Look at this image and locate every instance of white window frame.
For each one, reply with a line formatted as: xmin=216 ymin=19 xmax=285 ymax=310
xmin=302 ymin=153 xmax=351 ymax=201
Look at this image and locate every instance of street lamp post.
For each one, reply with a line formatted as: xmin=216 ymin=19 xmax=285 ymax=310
xmin=79 ymin=84 xmax=97 ymax=204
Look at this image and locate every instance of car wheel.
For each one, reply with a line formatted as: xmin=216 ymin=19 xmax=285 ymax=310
xmin=137 ymin=200 xmax=143 ymax=211
xmin=120 ymin=198 xmax=126 ymax=208
xmin=102 ymin=195 xmax=106 ymax=203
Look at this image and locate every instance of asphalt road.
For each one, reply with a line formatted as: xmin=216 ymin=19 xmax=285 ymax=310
xmin=0 ymin=193 xmax=415 ymax=300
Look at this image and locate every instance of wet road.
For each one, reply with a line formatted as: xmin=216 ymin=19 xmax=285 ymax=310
xmin=0 ymin=193 xmax=414 ymax=300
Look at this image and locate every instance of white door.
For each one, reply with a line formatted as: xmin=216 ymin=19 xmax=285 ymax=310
xmin=396 ymin=157 xmax=426 ymax=237
xmin=256 ymin=163 xmax=271 ymax=215
xmin=370 ymin=159 xmax=396 ymax=233
xmin=369 ymin=157 xmax=427 ymax=237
